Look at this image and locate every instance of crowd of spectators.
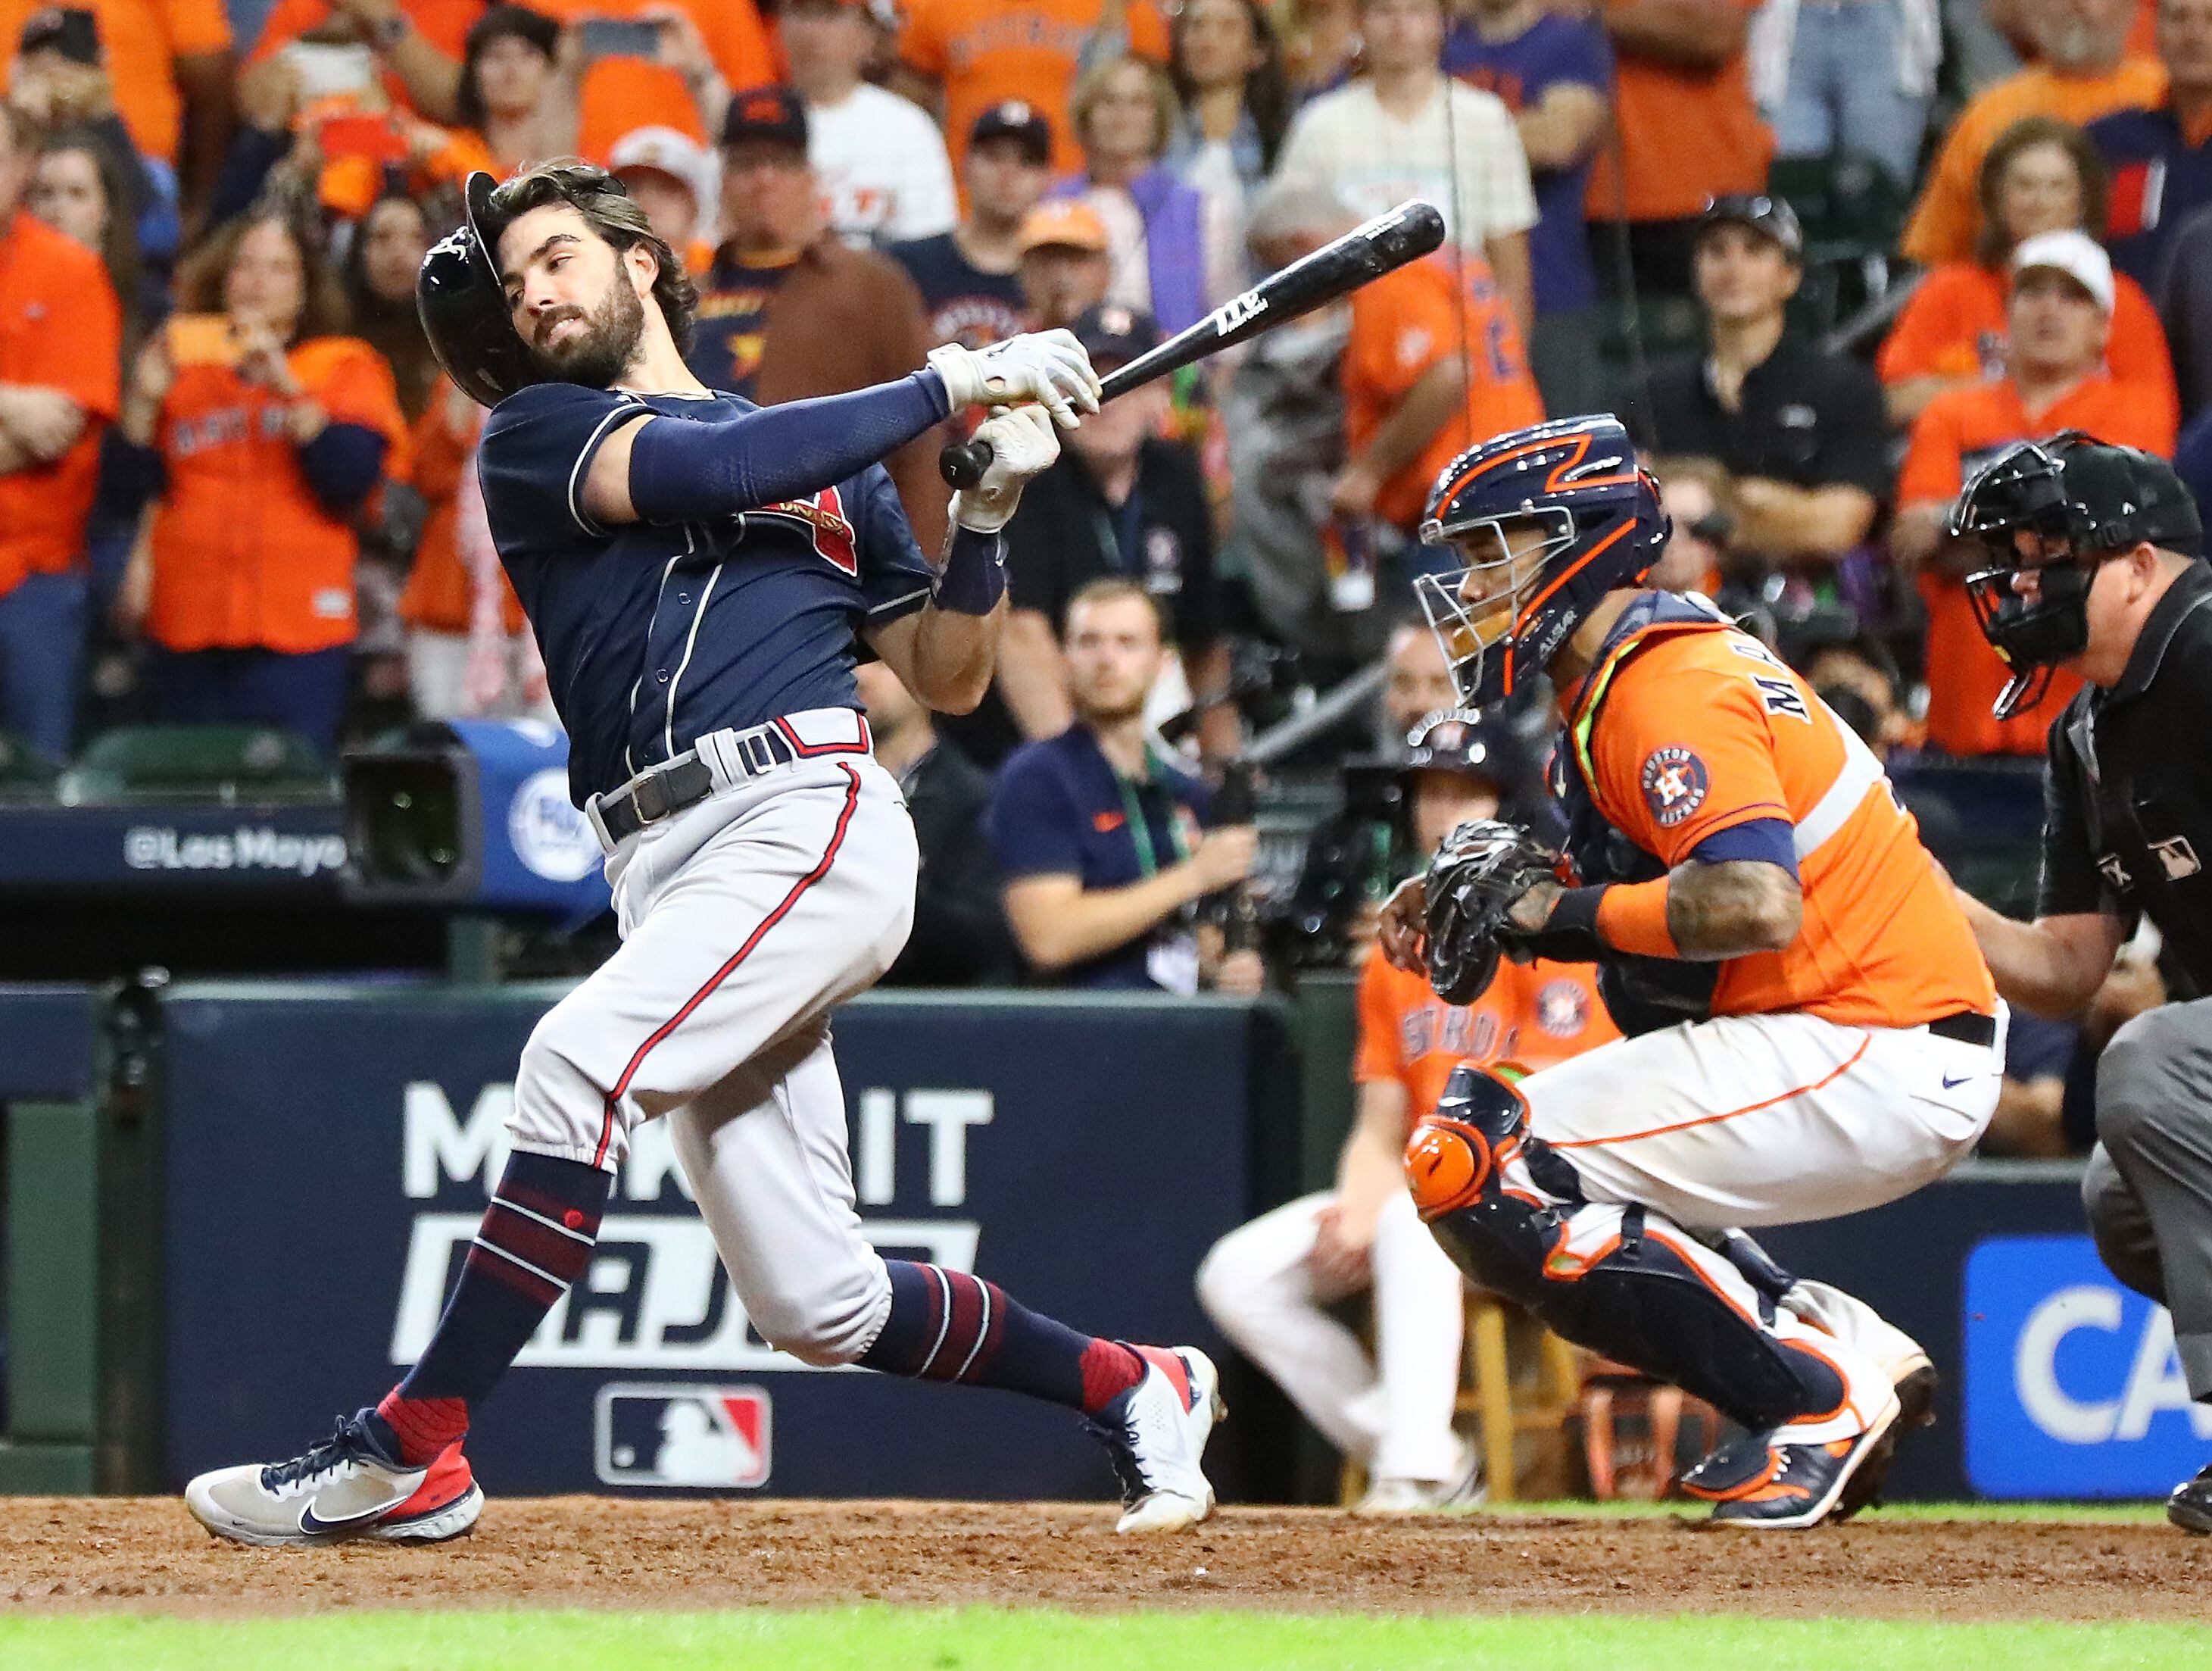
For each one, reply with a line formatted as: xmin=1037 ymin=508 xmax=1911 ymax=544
xmin=5 ymin=0 xmax=2207 ymax=1151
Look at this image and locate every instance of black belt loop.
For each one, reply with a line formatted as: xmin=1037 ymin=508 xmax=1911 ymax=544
xmin=1927 ymin=1011 xmax=1998 ymax=1048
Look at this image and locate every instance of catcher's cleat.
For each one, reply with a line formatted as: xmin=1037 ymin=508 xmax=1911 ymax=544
xmin=1829 ymin=1360 xmax=1939 ymax=1523
xmin=1680 ymin=1393 xmax=1901 ymax=1529
xmin=1086 ymin=1345 xmax=1224 ymax=1534
xmin=186 ymin=1410 xmax=483 ymax=1548
xmin=2169 ymin=1464 xmax=2212 ymax=1535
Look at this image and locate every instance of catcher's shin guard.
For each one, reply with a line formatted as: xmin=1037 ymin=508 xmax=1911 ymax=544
xmin=1404 ymin=1067 xmax=1849 ymax=1436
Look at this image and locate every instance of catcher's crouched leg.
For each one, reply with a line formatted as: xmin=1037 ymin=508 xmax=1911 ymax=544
xmin=1403 ymin=1066 xmax=1883 ymax=1447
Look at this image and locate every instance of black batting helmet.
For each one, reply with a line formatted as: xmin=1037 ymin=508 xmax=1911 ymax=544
xmin=417 ymin=171 xmax=533 ymax=409
xmin=1401 ymin=708 xmax=1521 ymax=786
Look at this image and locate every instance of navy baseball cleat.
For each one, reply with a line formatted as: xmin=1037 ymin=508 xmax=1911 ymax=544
xmin=186 ymin=1410 xmax=483 ymax=1547
xmin=1085 ymin=1345 xmax=1225 ymax=1533
xmin=2169 ymin=1463 xmax=2212 ymax=1534
xmin=1678 ymin=1393 xmax=1901 ymax=1529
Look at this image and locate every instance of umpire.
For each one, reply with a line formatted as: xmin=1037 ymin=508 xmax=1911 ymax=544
xmin=1948 ymin=433 xmax=2212 ymax=1532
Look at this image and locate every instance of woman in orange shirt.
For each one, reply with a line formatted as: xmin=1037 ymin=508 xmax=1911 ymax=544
xmin=1879 ymin=116 xmax=2176 ymax=430
xmin=116 ymin=211 xmax=407 ymax=752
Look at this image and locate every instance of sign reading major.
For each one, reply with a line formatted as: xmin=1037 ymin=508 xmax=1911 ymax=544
xmin=162 ymin=989 xmax=1259 ymax=1498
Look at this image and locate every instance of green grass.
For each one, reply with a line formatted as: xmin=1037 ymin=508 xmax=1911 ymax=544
xmin=2 ymin=1610 xmax=2209 ymax=1671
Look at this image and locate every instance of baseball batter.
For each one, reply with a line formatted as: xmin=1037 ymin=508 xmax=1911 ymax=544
xmin=1384 ymin=415 xmax=2005 ymax=1527
xmin=1198 ymin=711 xmax=1615 ymax=1512
xmin=184 ymin=164 xmax=1221 ymax=1546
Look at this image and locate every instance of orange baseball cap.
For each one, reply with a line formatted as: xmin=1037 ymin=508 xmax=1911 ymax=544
xmin=1017 ymin=200 xmax=1110 ymax=257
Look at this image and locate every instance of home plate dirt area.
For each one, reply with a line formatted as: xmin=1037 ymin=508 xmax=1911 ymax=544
xmin=2 ymin=1498 xmax=2207 ymax=1619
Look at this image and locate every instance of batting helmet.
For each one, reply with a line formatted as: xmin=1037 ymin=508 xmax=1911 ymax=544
xmin=417 ymin=171 xmax=533 ymax=409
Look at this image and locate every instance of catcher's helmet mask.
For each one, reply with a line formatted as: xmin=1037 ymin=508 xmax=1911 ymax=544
xmin=1951 ymin=433 xmax=2203 ymax=719
xmin=1415 ymin=415 xmax=1669 ymax=711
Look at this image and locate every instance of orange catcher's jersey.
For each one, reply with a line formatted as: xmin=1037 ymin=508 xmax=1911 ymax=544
xmin=1570 ymin=610 xmax=1995 ymax=1028
xmin=1354 ymin=942 xmax=1616 ymax=1131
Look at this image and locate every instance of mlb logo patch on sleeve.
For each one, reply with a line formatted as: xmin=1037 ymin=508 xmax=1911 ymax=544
xmin=595 ymin=1384 xmax=772 ymax=1488
xmin=1640 ymin=746 xmax=1709 ymax=827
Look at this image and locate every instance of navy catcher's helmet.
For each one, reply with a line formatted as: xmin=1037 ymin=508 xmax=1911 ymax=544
xmin=1415 ymin=414 xmax=1668 ymax=711
xmin=417 ymin=171 xmax=533 ymax=409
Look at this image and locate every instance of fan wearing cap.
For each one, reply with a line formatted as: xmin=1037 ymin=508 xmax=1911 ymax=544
xmin=782 ymin=0 xmax=956 ymax=248
xmin=690 ymin=86 xmax=951 ymax=546
xmin=1014 ymin=198 xmax=1116 ymax=331
xmin=1197 ymin=709 xmax=1613 ymax=1514
xmin=1635 ymin=195 xmax=1889 ymax=569
xmin=607 ymin=124 xmax=717 ymax=276
xmin=890 ymin=102 xmax=1055 ymax=354
xmin=1893 ymin=230 xmax=2176 ymax=757
xmin=975 ymin=304 xmax=1230 ymax=767
xmin=1943 ymin=432 xmax=2212 ymax=1536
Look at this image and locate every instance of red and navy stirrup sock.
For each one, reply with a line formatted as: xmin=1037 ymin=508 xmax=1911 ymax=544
xmin=858 ymin=1260 xmax=1147 ymax=1415
xmin=374 ymin=1151 xmax=611 ymax=1466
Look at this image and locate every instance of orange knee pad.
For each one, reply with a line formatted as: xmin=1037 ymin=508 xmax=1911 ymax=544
xmin=1404 ymin=1117 xmax=1495 ymax=1220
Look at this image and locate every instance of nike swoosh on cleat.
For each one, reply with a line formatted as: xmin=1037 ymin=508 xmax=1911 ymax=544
xmin=297 ymin=1498 xmax=404 ymax=1536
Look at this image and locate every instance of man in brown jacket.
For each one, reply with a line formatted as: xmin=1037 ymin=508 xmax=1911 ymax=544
xmin=688 ymin=86 xmax=951 ymax=548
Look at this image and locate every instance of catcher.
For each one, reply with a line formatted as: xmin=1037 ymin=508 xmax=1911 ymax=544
xmin=1380 ymin=415 xmax=2003 ymax=1526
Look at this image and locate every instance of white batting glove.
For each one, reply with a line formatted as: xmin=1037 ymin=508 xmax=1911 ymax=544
xmin=927 ymin=330 xmax=1101 ymax=430
xmin=949 ymin=404 xmax=1061 ymax=534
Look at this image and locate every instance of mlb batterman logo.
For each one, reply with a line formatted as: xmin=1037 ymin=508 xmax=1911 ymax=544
xmin=595 ymin=1384 xmax=772 ymax=1488
xmin=1640 ymin=746 xmax=1709 ymax=828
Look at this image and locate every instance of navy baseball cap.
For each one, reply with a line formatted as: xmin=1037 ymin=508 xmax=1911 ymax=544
xmin=1072 ymin=303 xmax=1160 ymax=368
xmin=722 ymin=85 xmax=809 ymax=153
xmin=1697 ymin=193 xmax=1805 ymax=262
xmin=971 ymin=99 xmax=1053 ymax=164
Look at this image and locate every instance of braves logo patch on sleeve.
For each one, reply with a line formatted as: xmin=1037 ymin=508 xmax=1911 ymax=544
xmin=1640 ymin=745 xmax=1709 ymax=827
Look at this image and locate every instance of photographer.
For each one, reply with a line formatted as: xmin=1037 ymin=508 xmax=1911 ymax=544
xmin=1945 ymin=436 xmax=2212 ymax=1535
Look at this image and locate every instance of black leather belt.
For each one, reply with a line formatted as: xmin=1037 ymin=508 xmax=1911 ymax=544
xmin=591 ymin=752 xmax=723 ymax=846
xmin=1927 ymin=1011 xmax=1998 ymax=1048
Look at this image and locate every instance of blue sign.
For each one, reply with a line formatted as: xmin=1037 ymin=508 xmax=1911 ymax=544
xmin=1964 ymin=1234 xmax=2212 ymax=1498
xmin=161 ymin=988 xmax=1263 ymax=1500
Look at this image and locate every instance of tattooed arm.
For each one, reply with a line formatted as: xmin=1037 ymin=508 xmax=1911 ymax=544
xmin=1661 ymin=860 xmax=1802 ymax=959
xmin=1505 ymin=854 xmax=1802 ymax=964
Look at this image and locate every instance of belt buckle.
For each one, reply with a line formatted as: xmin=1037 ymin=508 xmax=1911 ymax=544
xmin=629 ymin=770 xmax=671 ymax=826
xmin=738 ymin=729 xmax=781 ymax=776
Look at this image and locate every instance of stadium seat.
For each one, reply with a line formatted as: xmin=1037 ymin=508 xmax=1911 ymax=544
xmin=1770 ymin=151 xmax=1911 ymax=336
xmin=0 ymin=730 xmax=59 ymax=802
xmin=59 ymin=726 xmax=337 ymax=806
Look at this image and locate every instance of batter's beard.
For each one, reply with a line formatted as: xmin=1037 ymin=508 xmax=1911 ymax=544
xmin=529 ymin=276 xmax=647 ymax=389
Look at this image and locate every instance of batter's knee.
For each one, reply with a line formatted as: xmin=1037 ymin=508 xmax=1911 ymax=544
xmin=1195 ymin=1223 xmax=1272 ymax=1338
xmin=508 ymin=1010 xmax=623 ymax=1167
xmin=746 ymin=1257 xmax=893 ymax=1368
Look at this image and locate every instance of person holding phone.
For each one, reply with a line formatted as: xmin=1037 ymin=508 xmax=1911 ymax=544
xmin=0 ymin=102 xmax=123 ymax=761
xmin=114 ymin=211 xmax=407 ymax=751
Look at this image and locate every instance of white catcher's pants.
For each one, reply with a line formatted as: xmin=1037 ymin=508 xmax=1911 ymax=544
xmin=505 ymin=739 xmax=917 ymax=1365
xmin=1197 ymin=1189 xmax=1466 ymax=1482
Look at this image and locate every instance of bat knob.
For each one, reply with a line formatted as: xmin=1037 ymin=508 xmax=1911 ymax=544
xmin=939 ymin=437 xmax=993 ymax=490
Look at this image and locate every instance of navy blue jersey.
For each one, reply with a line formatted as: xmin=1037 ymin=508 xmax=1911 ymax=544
xmin=888 ymin=233 xmax=1028 ymax=352
xmin=986 ymin=725 xmax=1213 ymax=990
xmin=479 ymin=382 xmax=935 ymax=805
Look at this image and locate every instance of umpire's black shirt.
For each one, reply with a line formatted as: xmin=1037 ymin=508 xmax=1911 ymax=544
xmin=2040 ymin=558 xmax=2212 ymax=995
xmin=1633 ymin=335 xmax=1892 ymax=497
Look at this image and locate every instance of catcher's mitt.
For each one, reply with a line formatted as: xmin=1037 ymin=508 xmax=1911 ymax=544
xmin=1422 ymin=819 xmax=1562 ymax=1004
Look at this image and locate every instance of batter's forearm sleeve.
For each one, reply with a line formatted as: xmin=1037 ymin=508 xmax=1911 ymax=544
xmin=627 ymin=372 xmax=953 ymax=525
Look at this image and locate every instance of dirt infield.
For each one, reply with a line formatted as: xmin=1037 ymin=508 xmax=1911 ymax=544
xmin=3 ymin=1498 xmax=2208 ymax=1619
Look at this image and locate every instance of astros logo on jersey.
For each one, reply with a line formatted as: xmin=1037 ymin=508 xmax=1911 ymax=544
xmin=1640 ymin=746 xmax=1710 ymax=827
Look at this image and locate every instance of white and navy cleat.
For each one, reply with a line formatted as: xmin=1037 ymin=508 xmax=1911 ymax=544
xmin=185 ymin=1410 xmax=483 ymax=1548
xmin=1086 ymin=1345 xmax=1225 ymax=1534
